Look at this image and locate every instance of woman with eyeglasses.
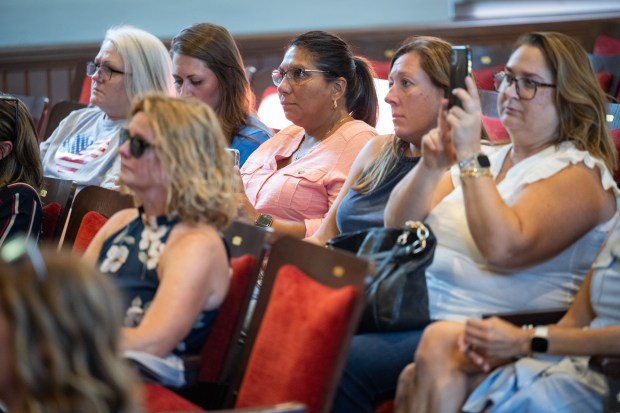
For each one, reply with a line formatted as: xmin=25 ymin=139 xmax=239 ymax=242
xmin=376 ymin=32 xmax=620 ymax=413
xmin=0 ymin=238 xmax=140 ymax=413
xmin=237 ymin=30 xmax=378 ymax=238
xmin=83 ymin=94 xmax=235 ymax=386
xmin=40 ymin=25 xmax=174 ymax=190
xmin=0 ymin=96 xmax=43 ymax=245
xmin=170 ymin=22 xmax=272 ymax=167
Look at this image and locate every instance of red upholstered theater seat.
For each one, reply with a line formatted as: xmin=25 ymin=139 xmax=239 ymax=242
xmin=199 ymin=254 xmax=257 ymax=383
xmin=593 ymin=35 xmax=620 ymax=55
xmin=41 ymin=202 xmax=62 ymax=241
xmin=472 ymin=65 xmax=503 ymax=91
xmin=143 ymin=383 xmax=203 ymax=412
xmin=235 ymin=264 xmax=360 ymax=412
xmin=72 ymin=211 xmax=108 ymax=254
xmin=597 ymin=71 xmax=613 ymax=94
xmin=371 ymin=60 xmax=391 ymax=80
xmin=482 ymin=115 xmax=509 ymax=144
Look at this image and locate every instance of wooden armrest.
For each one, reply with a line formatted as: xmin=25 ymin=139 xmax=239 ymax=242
xmin=590 ymin=356 xmax=620 ymax=378
xmin=483 ymin=308 xmax=567 ymax=326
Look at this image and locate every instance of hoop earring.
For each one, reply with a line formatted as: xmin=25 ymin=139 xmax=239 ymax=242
xmin=333 ymin=99 xmax=338 ymax=110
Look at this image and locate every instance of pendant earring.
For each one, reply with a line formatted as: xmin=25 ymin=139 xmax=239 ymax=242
xmin=333 ymin=99 xmax=338 ymax=110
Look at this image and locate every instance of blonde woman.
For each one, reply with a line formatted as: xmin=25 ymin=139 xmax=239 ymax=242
xmin=84 ymin=95 xmax=236 ymax=375
xmin=0 ymin=239 xmax=140 ymax=413
xmin=307 ymin=36 xmax=451 ymax=245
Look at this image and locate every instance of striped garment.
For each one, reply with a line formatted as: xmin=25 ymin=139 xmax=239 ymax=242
xmin=0 ymin=182 xmax=43 ymax=246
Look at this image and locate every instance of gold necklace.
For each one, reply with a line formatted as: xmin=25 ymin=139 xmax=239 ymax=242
xmin=323 ymin=115 xmax=354 ymax=139
xmin=292 ymin=115 xmax=354 ymax=162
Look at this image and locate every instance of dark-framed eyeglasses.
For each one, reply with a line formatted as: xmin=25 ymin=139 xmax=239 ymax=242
xmin=493 ymin=71 xmax=556 ymax=101
xmin=1 ymin=235 xmax=47 ymax=280
xmin=0 ymin=92 xmax=20 ymax=141
xmin=86 ymin=61 xmax=129 ymax=81
xmin=120 ymin=128 xmax=153 ymax=158
xmin=271 ymin=67 xmax=335 ymax=87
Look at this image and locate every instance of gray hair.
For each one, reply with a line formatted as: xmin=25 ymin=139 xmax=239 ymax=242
xmin=104 ymin=26 xmax=174 ymax=100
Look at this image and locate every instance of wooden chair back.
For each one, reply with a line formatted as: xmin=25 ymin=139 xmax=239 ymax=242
xmin=42 ymin=100 xmax=87 ymax=142
xmin=228 ymin=236 xmax=373 ymax=413
xmin=14 ymin=93 xmax=49 ymax=138
xmin=60 ymin=185 xmax=134 ymax=250
xmin=39 ymin=176 xmax=76 ymax=242
xmin=177 ymin=221 xmax=272 ymax=408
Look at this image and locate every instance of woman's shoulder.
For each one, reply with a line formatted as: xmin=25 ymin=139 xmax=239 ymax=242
xmin=524 ymin=142 xmax=618 ymax=194
xmin=339 ymin=120 xmax=378 ymax=141
xmin=101 ymin=208 xmax=139 ymax=235
xmin=3 ymin=182 xmax=41 ymax=200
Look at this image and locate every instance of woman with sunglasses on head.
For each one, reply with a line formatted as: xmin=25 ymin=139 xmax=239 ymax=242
xmin=0 ymin=96 xmax=43 ymax=245
xmin=83 ymin=94 xmax=235 ymax=385
xmin=237 ymin=30 xmax=378 ymax=238
xmin=170 ymin=22 xmax=272 ymax=167
xmin=382 ymin=32 xmax=619 ymax=413
xmin=40 ymin=25 xmax=174 ymax=190
xmin=0 ymin=238 xmax=140 ymax=413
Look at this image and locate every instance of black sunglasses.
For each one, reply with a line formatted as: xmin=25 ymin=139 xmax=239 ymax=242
xmin=119 ymin=128 xmax=153 ymax=158
xmin=0 ymin=93 xmax=19 ymax=141
xmin=1 ymin=235 xmax=47 ymax=280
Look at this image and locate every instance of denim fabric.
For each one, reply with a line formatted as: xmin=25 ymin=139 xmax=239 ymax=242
xmin=331 ymin=328 xmax=427 ymax=413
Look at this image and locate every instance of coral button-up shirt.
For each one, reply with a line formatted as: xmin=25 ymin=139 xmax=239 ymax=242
xmin=241 ymin=120 xmax=377 ymax=237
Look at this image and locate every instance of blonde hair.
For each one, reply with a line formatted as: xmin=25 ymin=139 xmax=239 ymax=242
xmin=130 ymin=94 xmax=236 ymax=229
xmin=0 ymin=246 xmax=140 ymax=413
xmin=515 ymin=32 xmax=616 ymax=172
xmin=354 ymin=36 xmax=451 ymax=194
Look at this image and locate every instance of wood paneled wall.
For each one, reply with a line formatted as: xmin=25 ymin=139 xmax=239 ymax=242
xmin=1 ymin=15 xmax=619 ymax=108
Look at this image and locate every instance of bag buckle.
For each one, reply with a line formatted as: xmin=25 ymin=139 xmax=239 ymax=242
xmin=403 ymin=221 xmax=429 ymax=254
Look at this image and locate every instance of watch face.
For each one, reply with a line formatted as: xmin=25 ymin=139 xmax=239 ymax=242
xmin=477 ymin=154 xmax=491 ymax=168
xmin=531 ymin=336 xmax=549 ymax=353
xmin=256 ymin=214 xmax=273 ymax=227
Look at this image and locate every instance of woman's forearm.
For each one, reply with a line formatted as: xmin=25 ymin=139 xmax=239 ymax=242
xmin=385 ymin=162 xmax=446 ymax=227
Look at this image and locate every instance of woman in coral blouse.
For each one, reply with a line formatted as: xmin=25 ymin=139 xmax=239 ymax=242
xmin=237 ymin=30 xmax=378 ymax=238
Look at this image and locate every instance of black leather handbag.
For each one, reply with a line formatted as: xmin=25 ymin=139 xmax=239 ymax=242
xmin=327 ymin=221 xmax=436 ymax=333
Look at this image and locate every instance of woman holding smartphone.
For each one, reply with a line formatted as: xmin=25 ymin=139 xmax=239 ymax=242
xmin=384 ymin=31 xmax=619 ymax=413
xmin=331 ymin=32 xmax=618 ymax=413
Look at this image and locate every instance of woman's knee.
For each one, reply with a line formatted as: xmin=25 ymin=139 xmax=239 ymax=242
xmin=415 ymin=321 xmax=465 ymax=368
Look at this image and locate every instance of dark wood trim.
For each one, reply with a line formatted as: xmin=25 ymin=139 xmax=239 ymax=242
xmin=1 ymin=14 xmax=619 ymax=107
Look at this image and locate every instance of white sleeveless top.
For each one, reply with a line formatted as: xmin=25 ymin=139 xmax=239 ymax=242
xmin=425 ymin=142 xmax=619 ymax=321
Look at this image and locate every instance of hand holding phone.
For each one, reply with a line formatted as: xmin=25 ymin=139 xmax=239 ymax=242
xmin=449 ymin=46 xmax=472 ymax=109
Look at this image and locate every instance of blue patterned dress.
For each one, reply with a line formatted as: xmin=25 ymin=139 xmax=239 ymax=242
xmin=98 ymin=208 xmax=218 ymax=356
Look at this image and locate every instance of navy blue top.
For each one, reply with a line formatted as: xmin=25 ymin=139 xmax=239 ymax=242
xmin=336 ymin=156 xmax=420 ymax=233
xmin=0 ymin=182 xmax=42 ymax=245
xmin=97 ymin=208 xmax=218 ymax=356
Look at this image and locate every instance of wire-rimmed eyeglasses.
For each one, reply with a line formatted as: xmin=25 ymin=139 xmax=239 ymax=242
xmin=1 ymin=235 xmax=47 ymax=280
xmin=0 ymin=93 xmax=20 ymax=140
xmin=493 ymin=71 xmax=556 ymax=101
xmin=271 ymin=67 xmax=335 ymax=87
xmin=86 ymin=61 xmax=129 ymax=81
xmin=120 ymin=128 xmax=153 ymax=158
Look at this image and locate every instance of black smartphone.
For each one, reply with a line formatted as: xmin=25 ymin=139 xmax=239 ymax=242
xmin=449 ymin=45 xmax=472 ymax=108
